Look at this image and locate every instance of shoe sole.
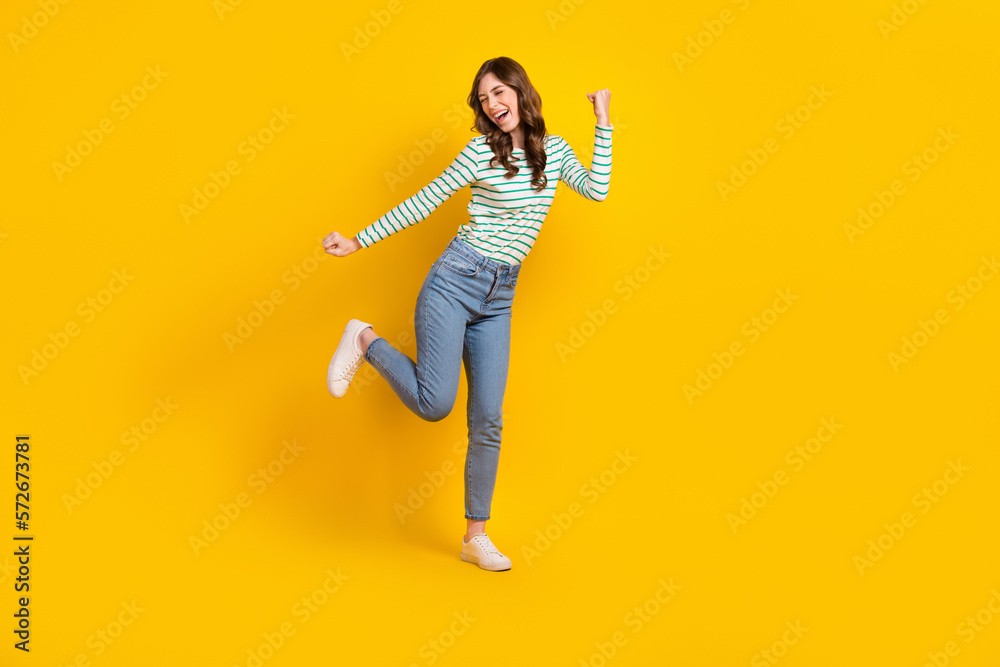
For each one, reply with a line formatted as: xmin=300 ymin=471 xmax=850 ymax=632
xmin=460 ymin=552 xmax=511 ymax=571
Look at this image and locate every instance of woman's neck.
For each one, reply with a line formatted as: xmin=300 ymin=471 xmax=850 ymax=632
xmin=510 ymin=125 xmax=525 ymax=151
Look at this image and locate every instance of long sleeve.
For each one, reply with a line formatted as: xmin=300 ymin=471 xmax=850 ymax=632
xmin=557 ymin=123 xmax=613 ymax=201
xmin=355 ymin=138 xmax=481 ymax=248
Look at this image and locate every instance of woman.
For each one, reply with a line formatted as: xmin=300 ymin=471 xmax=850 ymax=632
xmin=322 ymin=56 xmax=612 ymax=572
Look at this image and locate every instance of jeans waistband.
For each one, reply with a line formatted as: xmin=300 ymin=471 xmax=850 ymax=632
xmin=448 ymin=236 xmax=520 ymax=278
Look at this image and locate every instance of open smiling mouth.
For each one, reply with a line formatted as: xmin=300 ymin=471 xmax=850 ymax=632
xmin=494 ymin=110 xmax=509 ymax=123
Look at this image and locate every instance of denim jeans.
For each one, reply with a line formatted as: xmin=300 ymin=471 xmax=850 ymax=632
xmin=364 ymin=236 xmax=520 ymax=521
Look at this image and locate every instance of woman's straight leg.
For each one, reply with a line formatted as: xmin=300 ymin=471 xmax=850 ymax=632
xmin=461 ymin=304 xmax=513 ymax=521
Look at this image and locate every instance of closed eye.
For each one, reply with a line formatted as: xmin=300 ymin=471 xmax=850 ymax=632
xmin=479 ymin=89 xmax=505 ymax=102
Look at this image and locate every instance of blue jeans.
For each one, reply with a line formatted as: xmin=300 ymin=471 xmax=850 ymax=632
xmin=364 ymin=236 xmax=520 ymax=521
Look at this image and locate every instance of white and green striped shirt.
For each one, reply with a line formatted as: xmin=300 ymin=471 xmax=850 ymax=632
xmin=355 ymin=124 xmax=613 ymax=265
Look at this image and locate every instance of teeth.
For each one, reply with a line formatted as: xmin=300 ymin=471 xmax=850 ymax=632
xmin=495 ymin=110 xmax=508 ymax=121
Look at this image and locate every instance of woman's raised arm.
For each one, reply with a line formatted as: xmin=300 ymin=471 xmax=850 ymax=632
xmin=557 ymin=88 xmax=613 ymax=202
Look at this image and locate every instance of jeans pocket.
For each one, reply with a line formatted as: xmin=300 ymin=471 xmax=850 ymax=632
xmin=441 ymin=252 xmax=479 ymax=277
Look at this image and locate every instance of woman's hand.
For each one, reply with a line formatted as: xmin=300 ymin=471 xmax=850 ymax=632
xmin=322 ymin=231 xmax=362 ymax=257
xmin=586 ymin=88 xmax=611 ymax=126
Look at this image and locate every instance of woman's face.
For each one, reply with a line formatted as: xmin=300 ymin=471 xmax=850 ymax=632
xmin=478 ymin=72 xmax=520 ymax=134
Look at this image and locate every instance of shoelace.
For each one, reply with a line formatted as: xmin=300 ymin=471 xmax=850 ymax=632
xmin=335 ymin=348 xmax=363 ymax=382
xmin=472 ymin=534 xmax=502 ymax=556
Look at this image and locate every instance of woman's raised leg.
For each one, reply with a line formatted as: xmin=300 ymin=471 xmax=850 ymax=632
xmin=363 ymin=266 xmax=470 ymax=422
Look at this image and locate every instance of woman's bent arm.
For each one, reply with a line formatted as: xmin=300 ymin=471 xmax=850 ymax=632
xmin=557 ymin=123 xmax=613 ymax=202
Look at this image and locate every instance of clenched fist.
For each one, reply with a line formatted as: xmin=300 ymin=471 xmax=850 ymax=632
xmin=322 ymin=231 xmax=362 ymax=257
xmin=586 ymin=88 xmax=611 ymax=126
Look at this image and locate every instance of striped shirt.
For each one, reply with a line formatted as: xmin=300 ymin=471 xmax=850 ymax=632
xmin=355 ymin=123 xmax=613 ymax=264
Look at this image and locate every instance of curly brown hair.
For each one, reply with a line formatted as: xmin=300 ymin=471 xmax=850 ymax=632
xmin=467 ymin=56 xmax=548 ymax=192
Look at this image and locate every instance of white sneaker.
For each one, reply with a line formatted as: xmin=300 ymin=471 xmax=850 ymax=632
xmin=327 ymin=319 xmax=373 ymax=398
xmin=461 ymin=532 xmax=512 ymax=571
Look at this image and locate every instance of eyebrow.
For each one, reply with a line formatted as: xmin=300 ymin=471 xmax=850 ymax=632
xmin=478 ymin=85 xmax=504 ymax=100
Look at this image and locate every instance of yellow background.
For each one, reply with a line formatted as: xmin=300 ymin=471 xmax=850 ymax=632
xmin=2 ymin=0 xmax=999 ymax=664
